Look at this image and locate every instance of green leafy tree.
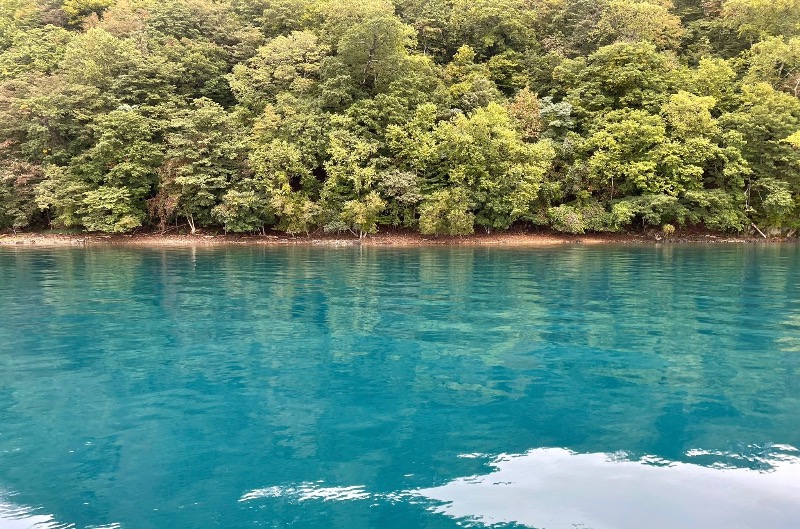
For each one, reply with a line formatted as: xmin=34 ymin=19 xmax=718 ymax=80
xmin=79 ymin=185 xmax=144 ymax=232
xmin=0 ymin=159 xmax=44 ymax=231
xmin=430 ymin=102 xmax=557 ymax=230
xmin=394 ymin=0 xmax=450 ymax=60
xmin=34 ymin=165 xmax=88 ymax=228
xmin=157 ymin=37 xmax=234 ymax=105
xmin=506 ymin=86 xmax=544 ymax=141
xmin=0 ymin=75 xmax=104 ymax=166
xmin=0 ymin=0 xmax=798 ymax=237
xmin=720 ymin=83 xmax=800 ymax=226
xmin=683 ymin=57 xmax=737 ymax=107
xmin=554 ymin=41 xmax=678 ymax=123
xmin=62 ymin=0 xmax=112 ymax=27
xmin=335 ymin=15 xmax=415 ymax=94
xmin=418 ymin=187 xmax=475 ymax=235
xmin=447 ymin=0 xmax=537 ymax=58
xmin=721 ymin=0 xmax=800 ymax=41
xmin=60 ymin=28 xmax=142 ymax=92
xmin=312 ymin=0 xmax=395 ymax=46
xmin=37 ymin=107 xmax=164 ymax=231
xmin=745 ymin=36 xmax=800 ymax=97
xmin=320 ymin=126 xmax=381 ymax=218
xmin=212 ymin=188 xmax=273 ymax=233
xmin=229 ymin=30 xmax=329 ymax=113
xmin=595 ymin=0 xmax=685 ymax=49
xmin=442 ymin=45 xmax=503 ymax=113
xmin=0 ymin=25 xmax=71 ymax=79
xmin=155 ymin=98 xmax=247 ymax=232
xmin=581 ymin=109 xmax=673 ymax=196
xmin=249 ymin=138 xmax=319 ymax=234
xmin=338 ymin=191 xmax=385 ymax=237
xmin=248 ymin=0 xmax=310 ymax=38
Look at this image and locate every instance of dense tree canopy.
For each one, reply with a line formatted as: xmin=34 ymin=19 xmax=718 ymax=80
xmin=1 ymin=0 xmax=799 ymax=234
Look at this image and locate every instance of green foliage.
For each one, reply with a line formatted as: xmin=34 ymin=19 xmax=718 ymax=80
xmin=419 ymin=188 xmax=475 ymax=235
xmin=35 ymin=165 xmax=88 ymax=228
xmin=0 ymin=160 xmax=43 ymax=230
xmin=683 ymin=58 xmax=737 ymax=107
xmin=0 ymin=25 xmax=72 ymax=79
xmin=720 ymin=83 xmax=800 ymax=198
xmin=212 ymin=188 xmax=273 ymax=232
xmin=544 ymin=200 xmax=617 ymax=233
xmin=377 ymin=169 xmax=423 ymax=227
xmin=506 ymin=86 xmax=543 ymax=141
xmin=249 ymin=138 xmax=320 ymax=233
xmin=611 ymin=194 xmax=688 ymax=227
xmin=241 ymin=0 xmax=309 ymax=38
xmin=62 ymin=0 xmax=112 ymax=27
xmin=582 ymin=109 xmax=671 ymax=196
xmin=745 ymin=36 xmax=800 ymax=97
xmin=60 ymin=28 xmax=142 ymax=91
xmin=446 ymin=0 xmax=536 ymax=58
xmin=335 ymin=14 xmax=415 ymax=94
xmin=155 ymin=98 xmax=247 ymax=231
xmin=753 ymin=177 xmax=797 ymax=227
xmin=442 ymin=45 xmax=503 ymax=113
xmin=73 ymin=108 xmax=163 ymax=197
xmin=420 ymin=103 xmax=557 ymax=230
xmin=338 ymin=191 xmax=385 ymax=237
xmin=2 ymin=0 xmax=799 ymax=235
xmin=229 ymin=30 xmax=329 ymax=113
xmin=272 ymin=191 xmax=320 ymax=234
xmin=682 ymin=189 xmax=747 ymax=231
xmin=595 ymin=0 xmax=685 ymax=50
xmin=547 ymin=204 xmax=588 ymax=233
xmin=721 ymin=0 xmax=800 ymax=41
xmin=79 ymin=185 xmax=144 ymax=232
xmin=554 ymin=41 xmax=678 ymax=121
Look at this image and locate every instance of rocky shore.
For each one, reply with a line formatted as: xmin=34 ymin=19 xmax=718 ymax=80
xmin=0 ymin=230 xmax=793 ymax=247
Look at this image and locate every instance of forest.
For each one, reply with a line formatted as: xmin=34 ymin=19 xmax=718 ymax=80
xmin=0 ymin=0 xmax=799 ymax=236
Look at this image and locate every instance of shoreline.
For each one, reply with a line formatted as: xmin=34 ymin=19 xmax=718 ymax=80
xmin=0 ymin=231 xmax=794 ymax=247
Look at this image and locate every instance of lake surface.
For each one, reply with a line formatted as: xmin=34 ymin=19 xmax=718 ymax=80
xmin=1 ymin=244 xmax=799 ymax=529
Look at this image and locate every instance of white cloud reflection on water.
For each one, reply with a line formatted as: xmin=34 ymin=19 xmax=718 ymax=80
xmin=416 ymin=447 xmax=800 ymax=529
xmin=241 ymin=446 xmax=800 ymax=529
xmin=0 ymin=501 xmax=57 ymax=529
xmin=0 ymin=493 xmax=121 ymax=529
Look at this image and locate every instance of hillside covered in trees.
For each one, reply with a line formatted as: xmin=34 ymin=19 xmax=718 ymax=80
xmin=1 ymin=0 xmax=799 ymax=236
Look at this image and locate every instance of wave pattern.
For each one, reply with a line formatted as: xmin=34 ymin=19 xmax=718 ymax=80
xmin=1 ymin=245 xmax=799 ymax=528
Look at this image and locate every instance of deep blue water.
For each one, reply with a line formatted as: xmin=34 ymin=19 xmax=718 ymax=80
xmin=1 ymin=244 xmax=799 ymax=529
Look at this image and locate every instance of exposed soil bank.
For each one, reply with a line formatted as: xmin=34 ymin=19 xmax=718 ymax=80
xmin=0 ymin=230 xmax=794 ymax=247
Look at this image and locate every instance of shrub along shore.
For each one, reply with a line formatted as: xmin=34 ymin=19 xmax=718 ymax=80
xmin=2 ymin=0 xmax=800 ymax=237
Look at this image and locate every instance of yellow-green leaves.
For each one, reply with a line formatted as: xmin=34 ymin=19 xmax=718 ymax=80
xmin=229 ymin=31 xmax=329 ymax=113
xmin=722 ymin=0 xmax=800 ymax=41
xmin=596 ymin=0 xmax=685 ymax=50
xmin=62 ymin=0 xmax=112 ymax=27
xmin=335 ymin=15 xmax=415 ymax=92
xmin=661 ymin=91 xmax=719 ymax=139
xmin=785 ymin=131 xmax=800 ymax=148
xmin=419 ymin=188 xmax=475 ymax=235
xmin=745 ymin=36 xmax=800 ymax=96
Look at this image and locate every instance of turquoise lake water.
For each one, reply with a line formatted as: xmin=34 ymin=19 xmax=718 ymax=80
xmin=1 ymin=244 xmax=799 ymax=529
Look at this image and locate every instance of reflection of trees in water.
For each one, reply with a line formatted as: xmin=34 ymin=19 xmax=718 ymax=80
xmin=0 ymin=245 xmax=799 ymax=528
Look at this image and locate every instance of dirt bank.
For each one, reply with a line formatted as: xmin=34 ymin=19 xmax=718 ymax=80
xmin=0 ymin=230 xmax=793 ymax=247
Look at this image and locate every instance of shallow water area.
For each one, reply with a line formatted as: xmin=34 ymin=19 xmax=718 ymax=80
xmin=1 ymin=245 xmax=799 ymax=528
